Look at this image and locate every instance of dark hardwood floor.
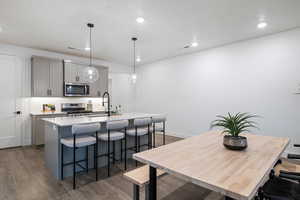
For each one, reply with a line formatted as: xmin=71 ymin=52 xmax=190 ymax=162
xmin=0 ymin=134 xmax=223 ymax=200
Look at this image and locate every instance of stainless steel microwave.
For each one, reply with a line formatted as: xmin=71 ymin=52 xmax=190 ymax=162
xmin=64 ymin=83 xmax=90 ymax=97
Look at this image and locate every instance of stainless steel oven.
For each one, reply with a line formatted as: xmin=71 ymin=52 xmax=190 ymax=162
xmin=64 ymin=83 xmax=90 ymax=97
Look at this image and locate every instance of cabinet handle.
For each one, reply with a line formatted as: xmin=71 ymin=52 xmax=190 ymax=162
xmin=49 ymin=89 xmax=52 ymax=96
xmin=47 ymin=89 xmax=49 ymax=96
xmin=76 ymin=76 xmax=80 ymax=82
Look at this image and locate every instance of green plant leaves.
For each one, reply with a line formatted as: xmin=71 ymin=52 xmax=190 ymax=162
xmin=210 ymin=112 xmax=259 ymax=137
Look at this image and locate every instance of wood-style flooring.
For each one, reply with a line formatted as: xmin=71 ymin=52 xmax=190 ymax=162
xmin=0 ymin=134 xmax=225 ymax=200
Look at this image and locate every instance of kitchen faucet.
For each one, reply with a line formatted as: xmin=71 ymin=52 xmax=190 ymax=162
xmin=102 ymin=92 xmax=111 ymax=116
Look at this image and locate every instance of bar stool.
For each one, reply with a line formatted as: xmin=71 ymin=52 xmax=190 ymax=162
xmin=98 ymin=120 xmax=129 ymax=177
xmin=126 ymin=117 xmax=152 ymax=166
xmin=151 ymin=115 xmax=167 ymax=148
xmin=60 ymin=123 xmax=100 ymax=190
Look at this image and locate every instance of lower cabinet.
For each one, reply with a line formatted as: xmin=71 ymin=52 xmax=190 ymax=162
xmin=31 ymin=114 xmax=67 ymax=145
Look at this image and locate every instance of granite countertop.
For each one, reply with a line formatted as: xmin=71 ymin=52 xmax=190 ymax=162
xmin=42 ymin=113 xmax=160 ymax=127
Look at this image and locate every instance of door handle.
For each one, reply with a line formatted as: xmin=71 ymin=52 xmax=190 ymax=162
xmin=14 ymin=111 xmax=22 ymax=115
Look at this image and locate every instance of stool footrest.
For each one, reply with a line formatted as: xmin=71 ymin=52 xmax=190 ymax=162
xmin=63 ymin=158 xmax=88 ymax=167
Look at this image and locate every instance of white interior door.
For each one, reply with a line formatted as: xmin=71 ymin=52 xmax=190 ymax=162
xmin=0 ymin=55 xmax=22 ymax=149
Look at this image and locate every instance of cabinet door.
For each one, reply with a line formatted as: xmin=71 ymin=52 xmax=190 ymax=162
xmin=64 ymin=63 xmax=78 ymax=83
xmin=32 ymin=114 xmax=67 ymax=145
xmin=49 ymin=59 xmax=64 ymax=97
xmin=76 ymin=65 xmax=87 ymax=83
xmin=32 ymin=57 xmax=50 ymax=97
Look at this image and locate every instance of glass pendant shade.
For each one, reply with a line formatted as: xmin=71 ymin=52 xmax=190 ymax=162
xmin=84 ymin=23 xmax=99 ymax=83
xmin=82 ymin=66 xmax=99 ymax=83
xmin=132 ymin=73 xmax=137 ymax=83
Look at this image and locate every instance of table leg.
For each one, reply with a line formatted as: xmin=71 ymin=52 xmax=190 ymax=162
xmin=133 ymin=184 xmax=140 ymax=200
xmin=148 ymin=166 xmax=157 ymax=200
xmin=225 ymin=196 xmax=234 ymax=200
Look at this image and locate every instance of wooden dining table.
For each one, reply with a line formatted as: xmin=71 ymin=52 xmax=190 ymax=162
xmin=133 ymin=131 xmax=289 ymax=200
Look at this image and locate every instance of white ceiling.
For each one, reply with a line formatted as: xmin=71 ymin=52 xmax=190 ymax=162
xmin=0 ymin=0 xmax=300 ymax=66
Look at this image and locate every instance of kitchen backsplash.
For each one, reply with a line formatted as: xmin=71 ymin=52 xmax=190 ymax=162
xmin=30 ymin=97 xmax=105 ymax=113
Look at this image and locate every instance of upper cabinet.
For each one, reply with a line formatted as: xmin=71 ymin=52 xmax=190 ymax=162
xmin=64 ymin=62 xmax=86 ymax=83
xmin=64 ymin=62 xmax=109 ymax=97
xmin=31 ymin=56 xmax=64 ymax=97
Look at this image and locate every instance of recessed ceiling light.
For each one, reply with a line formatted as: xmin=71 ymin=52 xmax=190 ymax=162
xmin=64 ymin=59 xmax=72 ymax=63
xmin=84 ymin=47 xmax=91 ymax=51
xmin=136 ymin=57 xmax=141 ymax=62
xmin=191 ymin=42 xmax=198 ymax=47
xmin=257 ymin=22 xmax=267 ymax=29
xmin=136 ymin=17 xmax=145 ymax=24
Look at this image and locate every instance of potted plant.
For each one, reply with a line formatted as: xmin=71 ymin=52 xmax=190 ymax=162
xmin=210 ymin=112 xmax=258 ymax=150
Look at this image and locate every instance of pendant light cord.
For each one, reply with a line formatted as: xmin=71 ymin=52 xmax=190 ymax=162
xmin=133 ymin=39 xmax=136 ymax=74
xmin=89 ymin=25 xmax=92 ymax=66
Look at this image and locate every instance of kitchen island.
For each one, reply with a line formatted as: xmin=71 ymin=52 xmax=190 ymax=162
xmin=43 ymin=113 xmax=160 ymax=179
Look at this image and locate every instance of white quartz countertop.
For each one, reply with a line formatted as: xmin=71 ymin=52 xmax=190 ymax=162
xmin=30 ymin=111 xmax=106 ymax=116
xmin=42 ymin=113 xmax=161 ymax=127
xmin=30 ymin=111 xmax=67 ymax=116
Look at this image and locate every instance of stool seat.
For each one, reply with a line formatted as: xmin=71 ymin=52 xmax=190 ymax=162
xmin=127 ymin=128 xmax=148 ymax=136
xmin=61 ymin=136 xmax=96 ymax=148
xmin=99 ymin=131 xmax=124 ymax=141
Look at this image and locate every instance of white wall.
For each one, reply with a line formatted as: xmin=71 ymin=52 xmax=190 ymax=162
xmin=136 ymin=28 xmax=300 ymax=153
xmin=0 ymin=43 xmax=134 ymax=146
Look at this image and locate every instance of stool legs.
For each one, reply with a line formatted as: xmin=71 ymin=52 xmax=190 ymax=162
xmin=107 ymin=130 xmax=111 ymax=177
xmin=61 ymin=144 xmax=64 ymax=180
xmin=73 ymin=135 xmax=76 ymax=190
xmin=95 ymin=132 xmax=98 ymax=181
xmin=135 ymin=127 xmax=138 ymax=167
xmin=86 ymin=146 xmax=89 ymax=173
xmin=163 ymin=122 xmax=166 ymax=145
xmin=120 ymin=140 xmax=123 ymax=162
xmin=153 ymin=124 xmax=156 ymax=148
xmin=125 ymin=129 xmax=127 ymax=170
xmin=113 ymin=141 xmax=116 ymax=164
xmin=148 ymin=124 xmax=151 ymax=150
xmin=61 ymin=133 xmax=98 ymax=189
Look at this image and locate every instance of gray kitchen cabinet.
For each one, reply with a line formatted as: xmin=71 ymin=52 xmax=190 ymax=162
xmin=31 ymin=56 xmax=50 ymax=97
xmin=50 ymin=59 xmax=64 ymax=96
xmin=31 ymin=56 xmax=63 ymax=97
xmin=64 ymin=62 xmax=86 ymax=83
xmin=31 ymin=114 xmax=67 ymax=145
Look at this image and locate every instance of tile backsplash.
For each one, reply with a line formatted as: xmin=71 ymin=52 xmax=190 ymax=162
xmin=30 ymin=97 xmax=105 ymax=113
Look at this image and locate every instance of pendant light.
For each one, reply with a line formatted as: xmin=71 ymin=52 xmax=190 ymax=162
xmin=83 ymin=23 xmax=99 ymax=83
xmin=131 ymin=37 xmax=137 ymax=83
